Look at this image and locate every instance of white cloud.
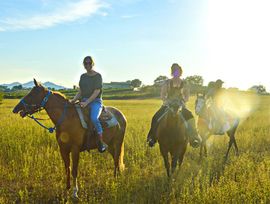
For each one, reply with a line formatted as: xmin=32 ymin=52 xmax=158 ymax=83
xmin=0 ymin=0 xmax=108 ymax=31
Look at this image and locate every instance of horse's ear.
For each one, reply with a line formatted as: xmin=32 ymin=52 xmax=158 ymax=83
xmin=33 ymin=78 xmax=39 ymax=87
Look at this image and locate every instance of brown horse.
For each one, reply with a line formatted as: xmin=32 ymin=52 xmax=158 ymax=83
xmin=195 ymin=94 xmax=239 ymax=161
xmin=12 ymin=79 xmax=126 ymax=199
xmin=156 ymin=100 xmax=188 ymax=177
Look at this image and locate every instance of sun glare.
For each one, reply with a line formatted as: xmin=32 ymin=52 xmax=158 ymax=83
xmin=207 ymin=0 xmax=270 ymax=90
xmin=216 ymin=90 xmax=260 ymax=119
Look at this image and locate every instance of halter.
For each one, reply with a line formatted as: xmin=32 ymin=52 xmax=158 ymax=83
xmin=20 ymin=91 xmax=67 ymax=133
xmin=19 ymin=90 xmax=52 ymax=111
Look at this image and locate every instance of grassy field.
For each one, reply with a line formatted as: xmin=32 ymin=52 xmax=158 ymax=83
xmin=0 ymin=95 xmax=270 ymax=203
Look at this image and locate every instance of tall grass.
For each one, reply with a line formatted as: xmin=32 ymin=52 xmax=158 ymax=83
xmin=0 ymin=95 xmax=269 ymax=203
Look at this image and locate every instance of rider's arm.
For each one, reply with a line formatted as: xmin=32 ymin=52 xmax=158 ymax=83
xmin=182 ymin=81 xmax=190 ymax=102
xmin=84 ymin=89 xmax=101 ymax=104
xmin=70 ymin=89 xmax=81 ymax=103
xmin=160 ymin=81 xmax=168 ymax=104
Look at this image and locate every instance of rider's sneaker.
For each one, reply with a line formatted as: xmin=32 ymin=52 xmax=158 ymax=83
xmin=186 ymin=118 xmax=202 ymax=148
xmin=148 ymin=138 xmax=156 ymax=147
xmin=97 ymin=141 xmax=108 ymax=153
xmin=190 ymin=138 xmax=201 ymax=148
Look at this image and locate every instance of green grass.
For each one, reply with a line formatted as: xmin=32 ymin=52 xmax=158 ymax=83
xmin=0 ymin=95 xmax=270 ymax=203
xmin=3 ymin=87 xmax=158 ymax=100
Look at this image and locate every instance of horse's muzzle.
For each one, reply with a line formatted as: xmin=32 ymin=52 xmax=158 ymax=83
xmin=13 ymin=103 xmax=27 ymax=118
xmin=12 ymin=104 xmax=21 ymax=114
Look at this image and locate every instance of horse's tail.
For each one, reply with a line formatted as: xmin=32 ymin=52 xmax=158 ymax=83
xmin=109 ymin=106 xmax=126 ymax=172
xmin=119 ymin=141 xmax=125 ymax=171
xmin=119 ymin=111 xmax=126 ymax=172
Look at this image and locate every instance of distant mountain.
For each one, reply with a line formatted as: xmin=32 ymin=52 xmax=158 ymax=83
xmin=43 ymin=82 xmax=66 ymax=90
xmin=22 ymin=81 xmax=35 ymax=88
xmin=0 ymin=81 xmax=67 ymax=90
xmin=1 ymin=82 xmax=21 ymax=89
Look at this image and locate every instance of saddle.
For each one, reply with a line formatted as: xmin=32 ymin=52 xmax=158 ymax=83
xmin=75 ymin=104 xmax=118 ymax=129
xmin=75 ymin=104 xmax=119 ymax=152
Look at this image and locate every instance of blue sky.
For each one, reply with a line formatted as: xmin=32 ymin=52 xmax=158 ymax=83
xmin=0 ymin=0 xmax=269 ymax=90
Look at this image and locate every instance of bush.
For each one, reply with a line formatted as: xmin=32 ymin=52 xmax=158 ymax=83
xmin=0 ymin=92 xmax=3 ymax=103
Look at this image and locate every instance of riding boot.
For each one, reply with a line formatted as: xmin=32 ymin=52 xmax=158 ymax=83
xmin=186 ymin=118 xmax=202 ymax=148
xmin=147 ymin=129 xmax=157 ymax=147
xmin=97 ymin=133 xmax=108 ymax=153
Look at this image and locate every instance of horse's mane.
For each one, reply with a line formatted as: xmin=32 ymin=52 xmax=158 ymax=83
xmin=52 ymin=91 xmax=67 ymax=100
xmin=46 ymin=88 xmax=69 ymax=103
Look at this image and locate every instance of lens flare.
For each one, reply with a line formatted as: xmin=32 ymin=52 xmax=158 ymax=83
xmin=215 ymin=90 xmax=260 ymax=120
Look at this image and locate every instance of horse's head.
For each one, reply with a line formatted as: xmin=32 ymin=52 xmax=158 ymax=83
xmin=13 ymin=79 xmax=48 ymax=118
xmin=167 ymin=99 xmax=183 ymax=118
xmin=195 ymin=93 xmax=206 ymax=116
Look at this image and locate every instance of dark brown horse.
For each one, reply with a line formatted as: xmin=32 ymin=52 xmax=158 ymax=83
xmin=13 ymin=79 xmax=126 ymax=199
xmin=156 ymin=100 xmax=188 ymax=177
xmin=195 ymin=94 xmax=239 ymax=161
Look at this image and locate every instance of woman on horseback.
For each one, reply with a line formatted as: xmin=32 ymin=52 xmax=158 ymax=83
xmin=205 ymin=79 xmax=230 ymax=133
xmin=70 ymin=56 xmax=107 ymax=153
xmin=147 ymin=63 xmax=201 ymax=148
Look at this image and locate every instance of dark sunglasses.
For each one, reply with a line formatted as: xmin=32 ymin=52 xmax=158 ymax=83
xmin=83 ymin=61 xmax=92 ymax=65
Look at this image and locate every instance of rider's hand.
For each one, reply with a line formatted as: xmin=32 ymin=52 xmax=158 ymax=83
xmin=69 ymin=99 xmax=75 ymax=104
xmin=80 ymin=101 xmax=89 ymax=108
xmin=163 ymin=99 xmax=169 ymax=106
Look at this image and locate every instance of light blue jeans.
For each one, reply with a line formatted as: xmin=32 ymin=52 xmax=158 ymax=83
xmin=82 ymin=98 xmax=103 ymax=134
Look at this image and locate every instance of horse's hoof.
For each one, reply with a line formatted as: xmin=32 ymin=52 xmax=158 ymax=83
xmin=72 ymin=195 xmax=79 ymax=202
xmin=223 ymin=156 xmax=229 ymax=164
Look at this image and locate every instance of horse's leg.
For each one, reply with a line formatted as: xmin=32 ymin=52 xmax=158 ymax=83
xmin=203 ymin=135 xmax=209 ymax=157
xmin=232 ymin=136 xmax=239 ymax=156
xmin=171 ymin=153 xmax=179 ymax=175
xmin=224 ymin=133 xmax=234 ymax=161
xmin=108 ymin=145 xmax=116 ymax=176
xmin=230 ymin=123 xmax=239 ymax=156
xmin=114 ymin=140 xmax=125 ymax=177
xmin=160 ymin=146 xmax=170 ymax=177
xmin=108 ymin=143 xmax=120 ymax=177
xmin=71 ymin=146 xmax=80 ymax=200
xmin=178 ymin=144 xmax=187 ymax=168
xmin=199 ymin=133 xmax=209 ymax=160
xmin=60 ymin=147 xmax=71 ymax=199
xmin=200 ymin=143 xmax=204 ymax=159
xmin=108 ymin=132 xmax=125 ymax=177
xmin=199 ymin=138 xmax=207 ymax=159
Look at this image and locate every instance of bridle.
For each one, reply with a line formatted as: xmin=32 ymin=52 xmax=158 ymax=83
xmin=19 ymin=90 xmax=52 ymax=114
xmin=19 ymin=90 xmax=68 ymax=133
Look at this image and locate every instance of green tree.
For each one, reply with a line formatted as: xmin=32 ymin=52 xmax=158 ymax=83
xmin=184 ymin=75 xmax=204 ymax=94
xmin=185 ymin=75 xmax=204 ymax=86
xmin=12 ymin=85 xmax=23 ymax=91
xmin=154 ymin=75 xmax=168 ymax=86
xmin=131 ymin=79 xmax=142 ymax=88
xmin=0 ymin=91 xmax=3 ymax=103
xmin=249 ymin=85 xmax=267 ymax=94
xmin=0 ymin=85 xmax=7 ymax=91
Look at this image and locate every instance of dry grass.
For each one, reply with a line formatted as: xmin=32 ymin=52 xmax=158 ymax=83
xmin=0 ymin=95 xmax=269 ymax=203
